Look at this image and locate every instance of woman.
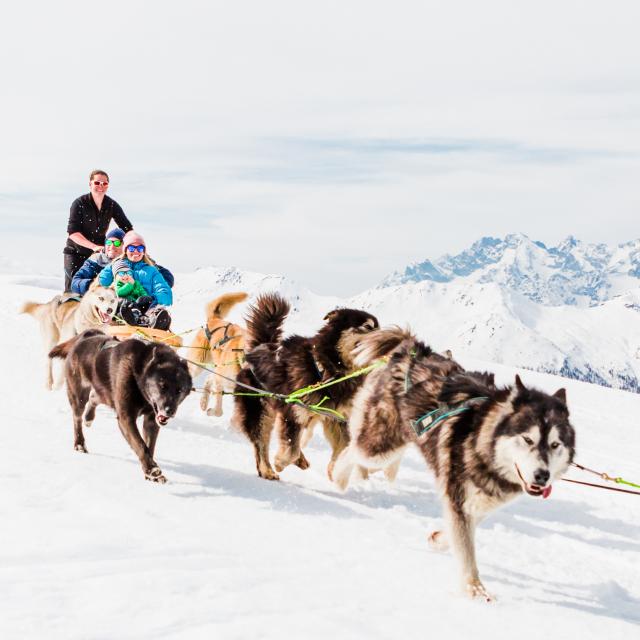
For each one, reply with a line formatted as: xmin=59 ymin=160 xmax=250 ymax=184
xmin=98 ymin=231 xmax=172 ymax=330
xmin=64 ymin=170 xmax=133 ymax=292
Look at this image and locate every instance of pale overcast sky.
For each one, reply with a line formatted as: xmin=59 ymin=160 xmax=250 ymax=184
xmin=1 ymin=1 xmax=639 ymax=295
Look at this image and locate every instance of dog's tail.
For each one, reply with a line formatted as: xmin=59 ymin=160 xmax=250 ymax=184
xmin=20 ymin=300 xmax=46 ymax=317
xmin=245 ymin=293 xmax=290 ymax=351
xmin=48 ymin=329 xmax=106 ymax=360
xmin=205 ymin=292 xmax=249 ymax=322
xmin=352 ymin=326 xmax=416 ymax=367
xmin=48 ymin=337 xmax=77 ymax=360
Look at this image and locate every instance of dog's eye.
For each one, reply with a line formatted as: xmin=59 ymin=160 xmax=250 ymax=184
xmin=99 ymin=296 xmax=104 ymax=301
xmin=550 ymin=442 xmax=561 ymax=450
xmin=522 ymin=436 xmax=534 ymax=446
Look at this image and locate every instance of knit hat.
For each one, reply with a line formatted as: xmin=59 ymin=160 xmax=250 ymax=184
xmin=111 ymin=257 xmax=131 ymax=277
xmin=106 ymin=228 xmax=126 ymax=241
xmin=122 ymin=230 xmax=146 ymax=250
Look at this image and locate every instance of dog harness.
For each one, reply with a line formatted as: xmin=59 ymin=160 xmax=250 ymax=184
xmin=203 ymin=323 xmax=242 ymax=351
xmin=412 ymin=396 xmax=489 ymax=437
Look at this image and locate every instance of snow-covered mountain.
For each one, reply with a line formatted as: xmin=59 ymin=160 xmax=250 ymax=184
xmin=382 ymin=233 xmax=640 ymax=307
xmin=167 ymin=263 xmax=640 ymax=394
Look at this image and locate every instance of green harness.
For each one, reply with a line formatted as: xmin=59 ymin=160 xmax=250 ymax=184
xmin=412 ymin=396 xmax=489 ymax=437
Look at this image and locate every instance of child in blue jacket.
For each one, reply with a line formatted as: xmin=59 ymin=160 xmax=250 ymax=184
xmin=99 ymin=231 xmax=172 ymax=329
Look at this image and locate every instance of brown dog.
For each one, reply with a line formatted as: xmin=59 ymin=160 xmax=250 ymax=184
xmin=184 ymin=292 xmax=248 ymax=417
xmin=232 ymin=293 xmax=379 ymax=480
xmin=49 ymin=329 xmax=192 ymax=483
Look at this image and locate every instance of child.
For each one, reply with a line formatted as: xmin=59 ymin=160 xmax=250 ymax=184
xmin=99 ymin=231 xmax=172 ymax=330
xmin=111 ymin=257 xmax=154 ymax=326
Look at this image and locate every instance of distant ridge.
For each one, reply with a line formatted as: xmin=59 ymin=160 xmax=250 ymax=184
xmin=381 ymin=233 xmax=640 ymax=307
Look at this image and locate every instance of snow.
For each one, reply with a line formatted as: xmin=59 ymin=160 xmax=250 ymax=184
xmin=2 ymin=272 xmax=639 ymax=639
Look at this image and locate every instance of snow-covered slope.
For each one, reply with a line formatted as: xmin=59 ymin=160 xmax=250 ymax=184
xmin=3 ymin=275 xmax=639 ymax=639
xmin=351 ymin=280 xmax=640 ymax=392
xmin=382 ymin=234 xmax=640 ymax=307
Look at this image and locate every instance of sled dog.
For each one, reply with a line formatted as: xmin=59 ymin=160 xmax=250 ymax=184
xmin=232 ymin=293 xmax=379 ymax=480
xmin=333 ymin=328 xmax=576 ymax=601
xmin=184 ymin=292 xmax=248 ymax=417
xmin=49 ymin=330 xmax=192 ymax=483
xmin=20 ymin=284 xmax=117 ymax=389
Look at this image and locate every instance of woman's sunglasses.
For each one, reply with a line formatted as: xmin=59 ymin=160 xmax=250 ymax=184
xmin=105 ymin=239 xmax=122 ymax=247
xmin=93 ymin=180 xmax=109 ymax=187
xmin=126 ymin=244 xmax=146 ymax=253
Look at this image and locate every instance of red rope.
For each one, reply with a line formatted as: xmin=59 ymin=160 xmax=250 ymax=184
xmin=561 ymin=477 xmax=640 ymax=496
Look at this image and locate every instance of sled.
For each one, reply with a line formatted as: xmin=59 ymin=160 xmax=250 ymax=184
xmin=106 ymin=324 xmax=183 ymax=347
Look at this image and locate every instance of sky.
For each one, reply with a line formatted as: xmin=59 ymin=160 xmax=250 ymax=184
xmin=1 ymin=0 xmax=639 ymax=295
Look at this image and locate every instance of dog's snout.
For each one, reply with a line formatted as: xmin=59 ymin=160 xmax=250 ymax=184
xmin=533 ymin=469 xmax=550 ymax=486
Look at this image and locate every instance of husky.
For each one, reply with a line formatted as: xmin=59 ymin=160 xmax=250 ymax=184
xmin=49 ymin=330 xmax=192 ymax=483
xmin=184 ymin=292 xmax=248 ymax=417
xmin=333 ymin=328 xmax=576 ymax=601
xmin=232 ymin=293 xmax=379 ymax=480
xmin=20 ymin=284 xmax=117 ymax=389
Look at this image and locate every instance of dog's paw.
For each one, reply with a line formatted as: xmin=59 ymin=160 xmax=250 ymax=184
xmin=258 ymin=467 xmax=280 ymax=481
xmin=74 ymin=443 xmax=88 ymax=453
xmin=145 ymin=467 xmax=167 ymax=483
xmin=427 ymin=530 xmax=449 ymax=552
xmin=294 ymin=452 xmax=310 ymax=470
xmin=466 ymin=581 xmax=495 ymax=603
xmin=206 ymin=408 xmax=223 ymax=418
xmin=83 ymin=420 xmax=93 ymax=429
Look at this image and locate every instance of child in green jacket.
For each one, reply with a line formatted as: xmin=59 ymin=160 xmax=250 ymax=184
xmin=112 ymin=258 xmax=150 ymax=302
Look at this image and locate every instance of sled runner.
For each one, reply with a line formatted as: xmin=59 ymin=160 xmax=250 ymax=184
xmin=106 ymin=324 xmax=183 ymax=347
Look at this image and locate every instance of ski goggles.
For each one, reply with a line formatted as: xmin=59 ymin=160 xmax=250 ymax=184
xmin=126 ymin=244 xmax=146 ymax=253
xmin=105 ymin=239 xmax=122 ymax=247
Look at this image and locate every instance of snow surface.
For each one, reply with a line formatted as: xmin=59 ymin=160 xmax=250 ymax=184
xmin=2 ymin=273 xmax=640 ymax=639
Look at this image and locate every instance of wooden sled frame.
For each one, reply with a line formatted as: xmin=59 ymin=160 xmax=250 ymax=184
xmin=106 ymin=324 xmax=183 ymax=347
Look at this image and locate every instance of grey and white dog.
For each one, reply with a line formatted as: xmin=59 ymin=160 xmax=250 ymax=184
xmin=20 ymin=284 xmax=118 ymax=389
xmin=333 ymin=328 xmax=576 ymax=601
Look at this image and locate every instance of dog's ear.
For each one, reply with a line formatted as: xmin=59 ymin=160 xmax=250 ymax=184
xmin=444 ymin=349 xmax=453 ymax=360
xmin=323 ymin=309 xmax=340 ymax=322
xmin=553 ymin=387 xmax=567 ymax=404
xmin=515 ymin=374 xmax=526 ymax=392
xmin=88 ymin=279 xmax=100 ymax=292
xmin=145 ymin=345 xmax=159 ymax=368
xmin=359 ymin=318 xmax=377 ymax=332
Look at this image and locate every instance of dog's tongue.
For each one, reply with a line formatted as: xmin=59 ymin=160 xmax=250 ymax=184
xmin=542 ymin=485 xmax=552 ymax=499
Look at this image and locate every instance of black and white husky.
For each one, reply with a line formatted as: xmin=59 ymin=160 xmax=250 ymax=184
xmin=333 ymin=328 xmax=576 ymax=601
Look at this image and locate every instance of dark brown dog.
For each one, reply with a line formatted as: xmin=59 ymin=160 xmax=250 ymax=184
xmin=49 ymin=329 xmax=192 ymax=482
xmin=231 ymin=293 xmax=379 ymax=480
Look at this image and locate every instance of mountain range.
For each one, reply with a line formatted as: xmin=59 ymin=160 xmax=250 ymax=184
xmin=175 ymin=234 xmax=640 ymax=393
xmin=381 ymin=233 xmax=640 ymax=307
